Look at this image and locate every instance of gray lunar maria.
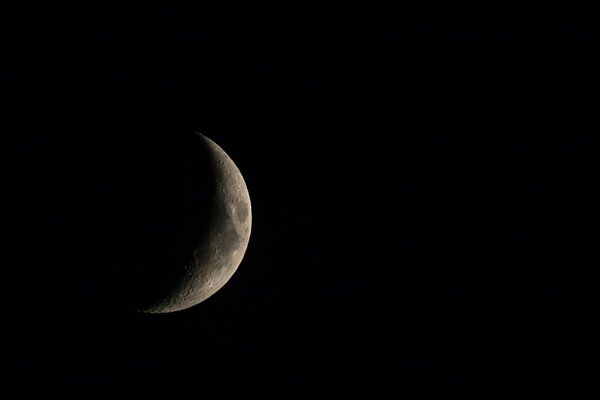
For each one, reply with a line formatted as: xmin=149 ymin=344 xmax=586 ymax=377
xmin=139 ymin=134 xmax=252 ymax=314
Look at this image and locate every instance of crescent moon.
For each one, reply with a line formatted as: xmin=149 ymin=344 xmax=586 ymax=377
xmin=136 ymin=133 xmax=252 ymax=314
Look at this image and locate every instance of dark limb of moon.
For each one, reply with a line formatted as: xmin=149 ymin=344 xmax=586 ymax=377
xmin=113 ymin=133 xmax=252 ymax=314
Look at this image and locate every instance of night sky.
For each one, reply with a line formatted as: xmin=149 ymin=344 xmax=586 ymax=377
xmin=5 ymin=4 xmax=600 ymax=399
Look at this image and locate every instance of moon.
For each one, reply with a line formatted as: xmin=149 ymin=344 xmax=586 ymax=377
xmin=127 ymin=133 xmax=252 ymax=314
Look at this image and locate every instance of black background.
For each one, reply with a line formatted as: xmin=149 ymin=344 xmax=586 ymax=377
xmin=4 ymin=3 xmax=599 ymax=398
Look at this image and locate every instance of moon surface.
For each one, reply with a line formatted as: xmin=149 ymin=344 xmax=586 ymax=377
xmin=132 ymin=133 xmax=252 ymax=314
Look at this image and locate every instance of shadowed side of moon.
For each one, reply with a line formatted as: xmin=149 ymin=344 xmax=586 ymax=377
xmin=109 ymin=133 xmax=251 ymax=313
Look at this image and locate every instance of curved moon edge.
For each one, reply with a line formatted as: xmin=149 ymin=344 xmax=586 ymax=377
xmin=137 ymin=134 xmax=252 ymax=314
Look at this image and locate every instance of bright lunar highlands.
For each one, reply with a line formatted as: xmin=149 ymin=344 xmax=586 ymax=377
xmin=136 ymin=133 xmax=252 ymax=313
